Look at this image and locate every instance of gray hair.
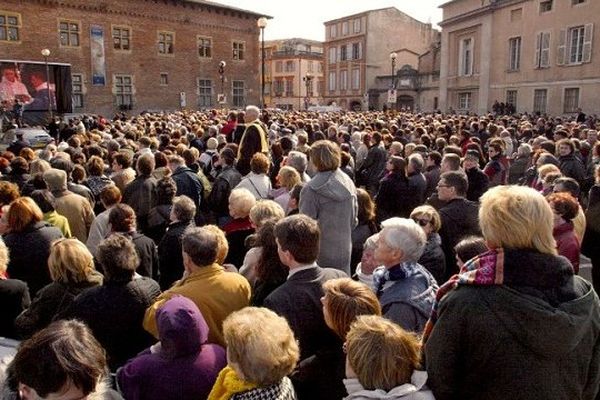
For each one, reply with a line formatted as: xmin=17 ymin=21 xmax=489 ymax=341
xmin=380 ymin=218 xmax=426 ymax=262
xmin=286 ymin=151 xmax=308 ymax=174
xmin=517 ymin=143 xmax=532 ymax=157
xmin=408 ymin=153 xmax=424 ymax=172
xmin=363 ymin=233 xmax=380 ymax=251
xmin=245 ymin=105 xmax=260 ymax=120
xmin=172 ymin=195 xmax=197 ymax=222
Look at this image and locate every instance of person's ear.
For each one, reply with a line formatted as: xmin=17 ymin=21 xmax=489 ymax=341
xmin=18 ymin=383 xmax=36 ymax=400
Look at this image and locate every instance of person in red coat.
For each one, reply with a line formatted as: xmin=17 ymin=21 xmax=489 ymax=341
xmin=547 ymin=192 xmax=581 ymax=273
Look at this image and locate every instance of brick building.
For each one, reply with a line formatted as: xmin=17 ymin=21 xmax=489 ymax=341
xmin=0 ymin=0 xmax=267 ymax=117
xmin=323 ymin=7 xmax=438 ymax=111
xmin=439 ymin=0 xmax=599 ymax=115
xmin=264 ymin=38 xmax=324 ymax=110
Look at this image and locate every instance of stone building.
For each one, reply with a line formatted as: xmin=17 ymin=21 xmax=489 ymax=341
xmin=323 ymin=7 xmax=438 ymax=111
xmin=0 ymin=0 xmax=267 ymax=117
xmin=439 ymin=0 xmax=599 ymax=116
xmin=264 ymin=38 xmax=324 ymax=110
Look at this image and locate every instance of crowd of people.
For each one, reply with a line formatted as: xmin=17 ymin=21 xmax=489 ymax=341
xmin=0 ymin=104 xmax=600 ymax=400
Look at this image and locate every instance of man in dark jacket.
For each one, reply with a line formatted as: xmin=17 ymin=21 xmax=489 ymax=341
xmin=237 ymin=105 xmax=268 ymax=176
xmin=437 ymin=171 xmax=481 ymax=281
xmin=407 ymin=153 xmax=427 ymax=211
xmin=264 ymin=215 xmax=347 ymax=400
xmin=558 ymin=138 xmax=586 ymax=185
xmin=208 ymin=148 xmax=241 ymax=226
xmin=168 ymin=155 xmax=204 ymax=211
xmin=123 ymin=153 xmax=158 ymax=233
xmin=358 ymin=132 xmax=387 ymax=195
xmin=463 ymin=150 xmax=489 ymax=202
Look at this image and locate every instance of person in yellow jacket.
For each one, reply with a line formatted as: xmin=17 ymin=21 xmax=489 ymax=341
xmin=237 ymin=105 xmax=269 ymax=176
xmin=143 ymin=225 xmax=250 ymax=347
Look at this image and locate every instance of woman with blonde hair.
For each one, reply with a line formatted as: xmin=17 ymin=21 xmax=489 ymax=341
xmin=425 ymin=185 xmax=600 ymax=400
xmin=344 ymin=315 xmax=433 ymax=399
xmin=15 ymin=238 xmax=103 ymax=338
xmin=0 ymin=237 xmax=30 ymax=339
xmin=4 ymin=197 xmax=63 ymax=297
xmin=208 ymin=307 xmax=299 ymax=400
xmin=272 ymin=166 xmax=301 ymax=214
xmin=410 ymin=205 xmax=445 ymax=284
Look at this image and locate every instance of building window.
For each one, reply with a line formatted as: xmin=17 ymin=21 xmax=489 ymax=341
xmin=458 ymin=38 xmax=473 ymax=76
xmin=232 ymin=41 xmax=245 ymax=60
xmin=330 ymin=24 xmax=337 ymax=39
xmin=274 ymin=79 xmax=284 ymax=96
xmin=533 ymin=89 xmax=547 ymax=114
xmin=275 ymin=61 xmax=283 ymax=73
xmin=353 ymin=18 xmax=361 ymax=33
xmin=0 ymin=12 xmax=21 ymax=42
xmin=160 ymin=73 xmax=168 ymax=86
xmin=307 ymin=61 xmax=313 ymax=73
xmin=285 ymin=60 xmax=295 ymax=72
xmin=328 ymin=71 xmax=336 ymax=92
xmin=342 ymin=21 xmax=349 ymax=36
xmin=568 ymin=26 xmax=585 ymax=64
xmin=535 ymin=32 xmax=551 ymax=68
xmin=197 ymin=36 xmax=212 ymax=58
xmin=232 ymin=80 xmax=245 ymax=107
xmin=158 ymin=31 xmax=174 ymax=54
xmin=285 ymin=79 xmax=294 ymax=97
xmin=539 ymin=0 xmax=552 ymax=13
xmin=506 ymin=90 xmax=517 ymax=109
xmin=572 ymin=0 xmax=586 ymax=5
xmin=317 ymin=79 xmax=324 ymax=96
xmin=564 ymin=88 xmax=580 ymax=112
xmin=558 ymin=24 xmax=593 ymax=65
xmin=328 ymin=47 xmax=337 ymax=64
xmin=72 ymin=73 xmax=83 ymax=108
xmin=352 ymin=43 xmax=362 ymax=60
xmin=510 ymin=8 xmax=522 ymax=22
xmin=340 ymin=45 xmax=348 ymax=61
xmin=351 ymin=68 xmax=360 ymax=90
xmin=318 ymin=62 xmax=323 ymax=73
xmin=112 ymin=27 xmax=131 ymax=51
xmin=198 ymin=79 xmax=213 ymax=107
xmin=458 ymin=92 xmax=471 ymax=110
xmin=508 ymin=37 xmax=521 ymax=71
xmin=115 ymin=75 xmax=133 ymax=107
xmin=340 ymin=70 xmax=348 ymax=91
xmin=59 ymin=21 xmax=80 ymax=47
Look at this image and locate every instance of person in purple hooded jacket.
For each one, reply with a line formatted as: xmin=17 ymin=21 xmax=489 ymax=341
xmin=116 ymin=295 xmax=227 ymax=400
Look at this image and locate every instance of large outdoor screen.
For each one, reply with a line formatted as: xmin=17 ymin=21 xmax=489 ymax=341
xmin=0 ymin=60 xmax=72 ymax=114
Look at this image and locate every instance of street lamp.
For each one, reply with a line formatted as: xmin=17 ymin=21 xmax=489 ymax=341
xmin=41 ymin=48 xmax=53 ymax=120
xmin=390 ymin=52 xmax=397 ymax=89
xmin=303 ymin=72 xmax=313 ymax=110
xmin=218 ymin=60 xmax=226 ymax=105
xmin=257 ymin=17 xmax=268 ymax=109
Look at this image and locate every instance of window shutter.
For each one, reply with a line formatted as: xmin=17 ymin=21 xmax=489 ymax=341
xmin=583 ymin=23 xmax=594 ymax=63
xmin=557 ymin=29 xmax=566 ymax=65
xmin=534 ymin=33 xmax=542 ymax=68
xmin=358 ymin=42 xmax=362 ymax=59
xmin=541 ymin=32 xmax=551 ymax=67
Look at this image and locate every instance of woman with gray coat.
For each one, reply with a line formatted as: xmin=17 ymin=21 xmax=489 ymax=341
xmin=300 ymin=140 xmax=358 ymax=275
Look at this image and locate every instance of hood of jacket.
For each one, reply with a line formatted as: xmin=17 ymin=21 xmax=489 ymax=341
xmin=306 ymin=169 xmax=355 ymax=202
xmin=481 ymin=248 xmax=600 ymax=359
xmin=343 ymin=370 xmax=434 ymax=400
xmin=156 ymin=295 xmax=209 ymax=359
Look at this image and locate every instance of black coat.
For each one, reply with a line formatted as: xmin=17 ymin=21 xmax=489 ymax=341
xmin=418 ymin=233 xmax=446 ymax=285
xmin=264 ymin=267 xmax=347 ymax=400
xmin=158 ymin=221 xmax=192 ymax=290
xmin=123 ymin=174 xmax=158 ymax=232
xmin=408 ymin=172 xmax=427 ymax=211
xmin=65 ymin=277 xmax=161 ymax=371
xmin=5 ymin=221 xmax=63 ymax=297
xmin=466 ymin=167 xmax=489 ymax=202
xmin=0 ymin=279 xmax=30 ymax=339
xmin=376 ymin=172 xmax=413 ymax=220
xmin=171 ymin=166 xmax=204 ymax=209
xmin=129 ymin=232 xmax=160 ymax=281
xmin=439 ymin=198 xmax=481 ymax=281
xmin=208 ymin=166 xmax=241 ymax=218
xmin=560 ymin=154 xmax=586 ymax=184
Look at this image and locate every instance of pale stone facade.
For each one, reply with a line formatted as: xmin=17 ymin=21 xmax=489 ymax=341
xmin=264 ymin=38 xmax=324 ymax=110
xmin=323 ymin=7 xmax=438 ymax=111
xmin=439 ymin=0 xmax=599 ymax=116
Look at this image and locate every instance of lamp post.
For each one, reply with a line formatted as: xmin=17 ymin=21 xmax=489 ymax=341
xmin=41 ymin=48 xmax=53 ymax=120
xmin=303 ymin=72 xmax=313 ymax=110
xmin=257 ymin=17 xmax=268 ymax=109
xmin=218 ymin=60 xmax=226 ymax=105
xmin=390 ymin=52 xmax=397 ymax=89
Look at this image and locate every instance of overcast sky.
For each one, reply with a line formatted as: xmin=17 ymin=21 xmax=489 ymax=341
xmin=212 ymin=0 xmax=446 ymax=41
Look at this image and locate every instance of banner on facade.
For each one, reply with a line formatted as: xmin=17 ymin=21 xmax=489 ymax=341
xmin=387 ymin=89 xmax=397 ymax=103
xmin=90 ymin=26 xmax=106 ymax=86
xmin=180 ymin=92 xmax=187 ymax=108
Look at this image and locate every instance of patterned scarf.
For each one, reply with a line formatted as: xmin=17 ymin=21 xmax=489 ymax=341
xmin=373 ymin=261 xmax=421 ymax=297
xmin=421 ymin=248 xmax=505 ymax=345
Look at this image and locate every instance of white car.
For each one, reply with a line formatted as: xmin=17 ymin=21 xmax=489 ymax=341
xmin=0 ymin=127 xmax=54 ymax=150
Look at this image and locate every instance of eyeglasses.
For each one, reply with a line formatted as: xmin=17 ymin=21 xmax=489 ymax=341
xmin=412 ymin=218 xmax=431 ymax=227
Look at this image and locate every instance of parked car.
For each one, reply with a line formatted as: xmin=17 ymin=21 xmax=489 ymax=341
xmin=0 ymin=128 xmax=54 ymax=151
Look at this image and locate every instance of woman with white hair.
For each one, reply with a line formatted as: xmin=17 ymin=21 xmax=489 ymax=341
xmin=223 ymin=188 xmax=256 ymax=269
xmin=372 ymin=217 xmax=438 ymax=333
xmin=424 ymin=186 xmax=600 ymax=400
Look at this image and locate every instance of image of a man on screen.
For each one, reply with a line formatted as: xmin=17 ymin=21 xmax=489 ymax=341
xmin=26 ymin=71 xmax=56 ymax=111
xmin=0 ymin=65 xmax=32 ymax=107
